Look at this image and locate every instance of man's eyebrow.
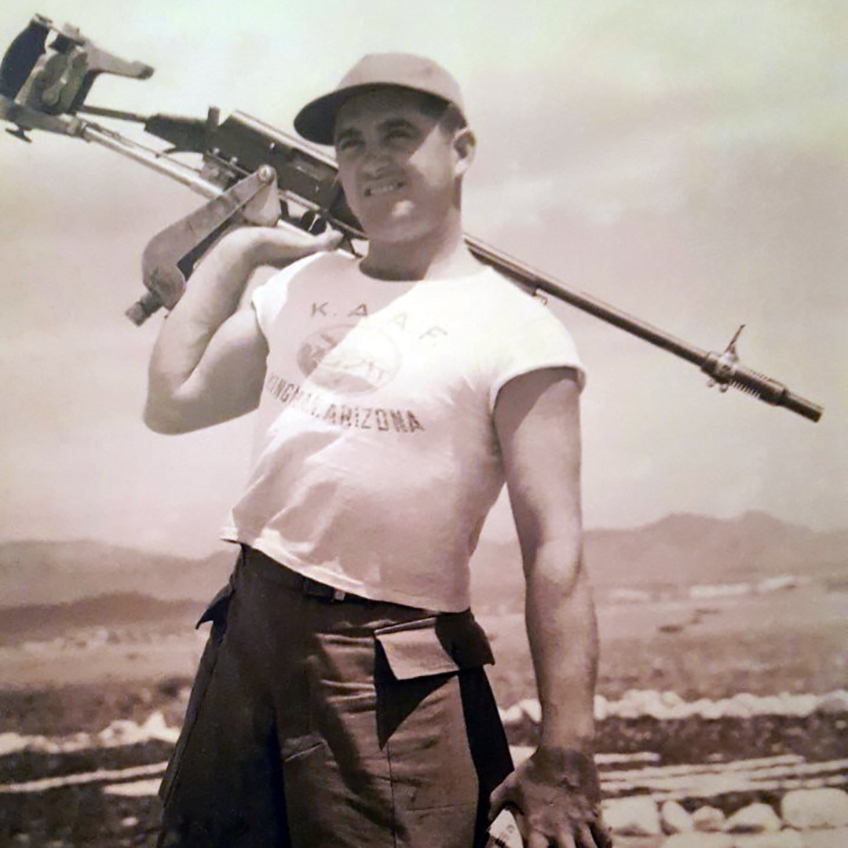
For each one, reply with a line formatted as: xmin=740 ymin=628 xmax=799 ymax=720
xmin=334 ymin=126 xmax=363 ymax=144
xmin=334 ymin=116 xmax=424 ymax=145
xmin=379 ymin=117 xmax=419 ymax=133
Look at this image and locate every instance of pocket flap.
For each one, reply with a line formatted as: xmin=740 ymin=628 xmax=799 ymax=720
xmin=375 ymin=613 xmax=494 ymax=681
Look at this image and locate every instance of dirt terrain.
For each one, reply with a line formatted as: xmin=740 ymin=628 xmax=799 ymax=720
xmin=0 ymin=574 xmax=846 ymax=846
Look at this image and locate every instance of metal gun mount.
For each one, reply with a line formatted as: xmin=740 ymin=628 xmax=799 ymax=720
xmin=0 ymin=14 xmax=824 ymax=423
xmin=0 ymin=14 xmax=152 ymax=139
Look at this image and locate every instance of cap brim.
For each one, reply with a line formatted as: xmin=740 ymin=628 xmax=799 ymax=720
xmin=293 ymin=87 xmax=360 ymax=146
xmin=294 ymin=83 xmax=453 ymax=146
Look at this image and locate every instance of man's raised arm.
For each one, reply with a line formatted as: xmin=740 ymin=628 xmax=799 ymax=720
xmin=492 ymin=367 xmax=610 ymax=848
xmin=144 ymin=225 xmax=340 ymax=434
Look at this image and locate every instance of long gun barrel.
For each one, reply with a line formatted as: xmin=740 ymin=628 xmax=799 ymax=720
xmin=0 ymin=14 xmax=824 ymax=423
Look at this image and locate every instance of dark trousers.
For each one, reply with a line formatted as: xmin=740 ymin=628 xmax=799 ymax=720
xmin=158 ymin=546 xmax=513 ymax=848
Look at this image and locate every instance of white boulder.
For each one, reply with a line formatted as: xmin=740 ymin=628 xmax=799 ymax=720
xmin=499 ymin=704 xmax=524 ymax=726
xmin=142 ymin=710 xmax=180 ymax=744
xmin=517 ymin=698 xmax=542 ymax=724
xmin=662 ymin=800 xmax=695 ymax=834
xmin=815 ymin=690 xmax=848 ymax=714
xmin=692 ymin=806 xmax=727 ymax=832
xmin=780 ymin=788 xmax=848 ymax=830
xmin=603 ymin=796 xmax=662 ymax=836
xmin=725 ymin=803 xmax=782 ymax=834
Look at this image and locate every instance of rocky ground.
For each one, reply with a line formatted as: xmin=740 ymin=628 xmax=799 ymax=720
xmin=0 ymin=683 xmax=846 ymax=847
xmin=1 ymin=578 xmax=844 ymax=846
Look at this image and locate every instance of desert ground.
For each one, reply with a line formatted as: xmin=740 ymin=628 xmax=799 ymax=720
xmin=1 ymin=568 xmax=846 ymax=847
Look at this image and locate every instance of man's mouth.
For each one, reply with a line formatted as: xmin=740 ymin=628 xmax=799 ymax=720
xmin=364 ymin=181 xmax=404 ymax=198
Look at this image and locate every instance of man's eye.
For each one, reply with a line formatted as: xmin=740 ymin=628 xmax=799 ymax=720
xmin=386 ymin=128 xmax=414 ymax=141
xmin=336 ymin=137 xmax=362 ymax=152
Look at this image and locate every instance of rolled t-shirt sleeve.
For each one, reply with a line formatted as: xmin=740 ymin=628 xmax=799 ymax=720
xmin=486 ymin=293 xmax=586 ymax=413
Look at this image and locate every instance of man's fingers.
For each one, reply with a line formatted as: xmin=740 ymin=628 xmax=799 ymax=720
xmin=589 ymin=821 xmax=613 ymax=848
xmin=325 ymin=229 xmax=345 ymax=250
xmin=552 ymin=827 xmax=578 ymax=848
xmin=576 ymin=823 xmax=598 ymax=848
xmin=526 ymin=831 xmax=553 ymax=848
xmin=269 ymin=220 xmax=340 ymax=249
xmin=312 ymin=226 xmax=344 ymax=251
xmin=488 ymin=781 xmax=510 ymax=821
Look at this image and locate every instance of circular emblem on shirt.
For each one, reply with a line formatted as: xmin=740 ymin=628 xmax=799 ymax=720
xmin=296 ymin=324 xmax=401 ymax=394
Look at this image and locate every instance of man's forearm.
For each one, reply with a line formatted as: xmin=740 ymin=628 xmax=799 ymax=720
xmin=525 ymin=541 xmax=598 ymax=752
xmin=146 ymin=228 xmax=268 ymax=401
xmin=144 ymin=224 xmax=340 ymax=433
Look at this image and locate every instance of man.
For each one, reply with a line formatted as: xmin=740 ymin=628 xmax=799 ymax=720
xmin=147 ymin=53 xmax=609 ymax=848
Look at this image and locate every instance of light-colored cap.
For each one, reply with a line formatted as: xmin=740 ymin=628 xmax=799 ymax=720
xmin=294 ymin=53 xmax=465 ymax=145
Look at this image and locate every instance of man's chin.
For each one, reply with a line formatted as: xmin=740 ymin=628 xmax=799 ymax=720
xmin=361 ymin=207 xmax=426 ymax=244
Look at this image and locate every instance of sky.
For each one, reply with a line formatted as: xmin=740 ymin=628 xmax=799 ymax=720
xmin=1 ymin=0 xmax=846 ymax=558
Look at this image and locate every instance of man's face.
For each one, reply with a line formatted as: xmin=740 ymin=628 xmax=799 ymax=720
xmin=333 ymin=88 xmax=467 ymax=245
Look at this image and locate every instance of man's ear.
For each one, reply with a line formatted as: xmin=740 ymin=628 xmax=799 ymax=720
xmin=452 ymin=127 xmax=476 ymax=177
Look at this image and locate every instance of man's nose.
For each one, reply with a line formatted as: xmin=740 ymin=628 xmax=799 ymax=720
xmin=359 ymin=142 xmax=394 ymax=174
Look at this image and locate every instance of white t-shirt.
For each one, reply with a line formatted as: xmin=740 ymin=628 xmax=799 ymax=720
xmin=222 ymin=252 xmax=584 ymax=612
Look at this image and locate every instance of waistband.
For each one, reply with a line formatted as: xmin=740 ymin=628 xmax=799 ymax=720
xmin=239 ymin=545 xmax=368 ymax=604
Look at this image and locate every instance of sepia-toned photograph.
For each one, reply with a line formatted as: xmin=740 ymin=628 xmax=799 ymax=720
xmin=0 ymin=1 xmax=845 ymax=846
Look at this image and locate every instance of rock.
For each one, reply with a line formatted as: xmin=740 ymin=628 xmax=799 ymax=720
xmin=662 ymin=800 xmax=695 ymax=834
xmin=603 ymin=796 xmax=662 ymax=836
xmin=815 ymin=690 xmax=848 ymax=715
xmin=517 ymin=698 xmax=541 ymax=724
xmin=693 ymin=806 xmax=727 ymax=832
xmin=594 ymin=694 xmax=609 ymax=721
xmin=142 ymin=710 xmax=180 ymax=744
xmin=499 ymin=704 xmax=524 ymax=726
xmin=732 ymin=830 xmax=805 ymax=848
xmin=780 ymin=788 xmax=848 ymax=829
xmin=725 ymin=803 xmax=782 ymax=834
xmin=639 ymin=690 xmax=671 ymax=718
xmin=0 ymin=732 xmax=28 ymax=756
xmin=722 ymin=697 xmax=756 ymax=719
xmin=661 ymin=834 xmax=734 ymax=848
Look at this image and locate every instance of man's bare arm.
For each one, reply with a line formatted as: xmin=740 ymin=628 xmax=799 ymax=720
xmin=491 ymin=367 xmax=609 ymax=848
xmin=144 ymin=225 xmax=340 ymax=434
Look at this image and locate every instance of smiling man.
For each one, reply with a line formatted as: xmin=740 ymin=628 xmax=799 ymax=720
xmin=147 ymin=54 xmax=609 ymax=848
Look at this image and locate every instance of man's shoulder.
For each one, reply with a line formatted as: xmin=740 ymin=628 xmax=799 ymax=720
xmin=459 ymin=267 xmax=563 ymax=324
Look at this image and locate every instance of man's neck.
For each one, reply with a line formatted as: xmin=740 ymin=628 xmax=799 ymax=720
xmin=360 ymin=219 xmax=482 ymax=281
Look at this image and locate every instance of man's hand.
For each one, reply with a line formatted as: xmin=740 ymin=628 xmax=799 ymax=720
xmin=234 ymin=221 xmax=343 ymax=269
xmin=490 ymin=748 xmax=611 ymax=848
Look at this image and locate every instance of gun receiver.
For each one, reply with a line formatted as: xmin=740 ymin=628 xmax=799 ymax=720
xmin=0 ymin=15 xmax=824 ymax=422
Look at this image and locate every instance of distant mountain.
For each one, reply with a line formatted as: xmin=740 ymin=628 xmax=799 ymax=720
xmin=468 ymin=511 xmax=848 ymax=612
xmin=1 ymin=513 xmax=845 ymax=612
xmin=0 ymin=592 xmax=199 ymax=640
xmin=0 ymin=540 xmax=235 ymax=607
xmin=584 ymin=511 xmax=847 ymax=589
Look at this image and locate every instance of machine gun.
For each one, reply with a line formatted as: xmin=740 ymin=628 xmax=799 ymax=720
xmin=0 ymin=14 xmax=824 ymax=422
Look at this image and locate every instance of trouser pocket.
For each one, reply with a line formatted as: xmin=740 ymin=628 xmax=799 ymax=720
xmin=372 ymin=612 xmax=500 ymax=813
